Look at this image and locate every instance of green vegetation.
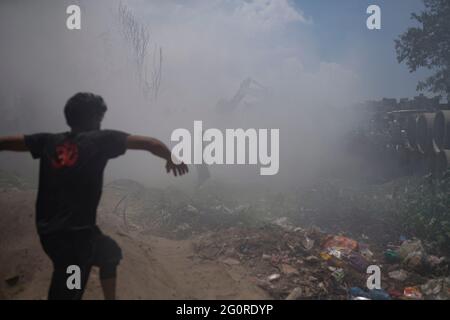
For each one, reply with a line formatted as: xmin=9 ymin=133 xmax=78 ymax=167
xmin=396 ymin=0 xmax=450 ymax=98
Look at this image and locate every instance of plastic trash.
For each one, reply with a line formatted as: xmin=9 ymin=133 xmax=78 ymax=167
xmin=302 ymin=236 xmax=315 ymax=251
xmin=403 ymin=287 xmax=423 ymax=300
xmin=331 ymin=268 xmax=345 ymax=282
xmin=352 ymin=296 xmax=371 ymax=300
xmin=403 ymin=251 xmax=425 ymax=271
xmin=285 ymin=287 xmax=303 ymax=300
xmin=323 ymin=235 xmax=358 ymax=255
xmin=349 ymin=287 xmax=368 ymax=298
xmin=358 ymin=243 xmax=373 ymax=260
xmin=420 ymin=277 xmax=450 ymax=300
xmin=397 ymin=239 xmax=424 ymax=260
xmin=388 ymin=269 xmax=409 ymax=282
xmin=360 ymin=248 xmax=374 ymax=261
xmin=320 ymin=251 xmax=344 ymax=267
xmin=267 ymin=273 xmax=281 ymax=282
xmin=305 ymin=255 xmax=320 ymax=264
xmin=320 ymin=252 xmax=332 ymax=261
xmin=425 ymin=255 xmax=445 ymax=270
xmin=281 ymin=264 xmax=298 ymax=276
xmin=349 ymin=287 xmax=391 ymax=300
xmin=221 ymin=258 xmax=240 ymax=266
xmin=368 ymin=289 xmax=392 ymax=300
xmin=329 ymin=248 xmax=343 ymax=259
xmin=347 ymin=252 xmax=369 ymax=273
xmin=387 ymin=289 xmax=403 ymax=299
xmin=262 ymin=254 xmax=271 ymax=260
xmin=384 ymin=249 xmax=401 ymax=263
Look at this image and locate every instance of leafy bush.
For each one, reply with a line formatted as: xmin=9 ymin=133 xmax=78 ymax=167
xmin=394 ymin=171 xmax=450 ymax=249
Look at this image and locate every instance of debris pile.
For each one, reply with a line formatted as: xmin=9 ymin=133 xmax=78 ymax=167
xmin=194 ymin=220 xmax=449 ymax=300
xmin=105 ymin=179 xmax=449 ymax=299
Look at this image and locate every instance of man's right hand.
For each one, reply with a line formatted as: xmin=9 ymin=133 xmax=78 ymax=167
xmin=126 ymin=135 xmax=189 ymax=177
xmin=165 ymin=160 xmax=189 ymax=177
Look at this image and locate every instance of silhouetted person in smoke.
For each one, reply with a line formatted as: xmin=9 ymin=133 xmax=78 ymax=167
xmin=0 ymin=92 xmax=188 ymax=300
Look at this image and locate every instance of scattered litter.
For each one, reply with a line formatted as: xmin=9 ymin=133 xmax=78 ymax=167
xmin=305 ymin=256 xmax=320 ymax=264
xmin=281 ymin=264 xmax=298 ymax=276
xmin=425 ymin=255 xmax=445 ymax=270
xmin=387 ymin=289 xmax=403 ymax=299
xmin=384 ymin=249 xmax=401 ymax=263
xmin=328 ymin=248 xmax=343 ymax=259
xmin=193 ymin=220 xmax=448 ymax=300
xmin=359 ymin=243 xmax=374 ymax=261
xmin=388 ymin=269 xmax=409 ymax=282
xmin=320 ymin=252 xmax=332 ymax=261
xmin=323 ymin=235 xmax=358 ymax=255
xmin=221 ymin=258 xmax=240 ymax=266
xmin=403 ymin=286 xmax=423 ymax=300
xmin=285 ymin=287 xmax=303 ymax=300
xmin=420 ymin=277 xmax=450 ymax=300
xmin=301 ymin=236 xmax=314 ymax=251
xmin=347 ymin=253 xmax=370 ymax=273
xmin=397 ymin=239 xmax=424 ymax=260
xmin=268 ymin=274 xmax=281 ymax=282
xmin=349 ymin=287 xmax=391 ymax=300
xmin=403 ymin=251 xmax=425 ymax=271
xmin=352 ymin=296 xmax=371 ymax=300
xmin=331 ymin=268 xmax=345 ymax=282
xmin=349 ymin=287 xmax=368 ymax=299
xmin=367 ymin=289 xmax=391 ymax=300
xmin=262 ymin=254 xmax=271 ymax=260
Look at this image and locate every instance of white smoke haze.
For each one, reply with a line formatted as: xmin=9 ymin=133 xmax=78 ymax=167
xmin=0 ymin=0 xmax=367 ymax=191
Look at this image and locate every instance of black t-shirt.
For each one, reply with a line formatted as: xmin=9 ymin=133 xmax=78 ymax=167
xmin=24 ymin=130 xmax=129 ymax=235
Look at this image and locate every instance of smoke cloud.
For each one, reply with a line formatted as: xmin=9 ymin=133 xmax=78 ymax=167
xmin=0 ymin=0 xmax=367 ymax=190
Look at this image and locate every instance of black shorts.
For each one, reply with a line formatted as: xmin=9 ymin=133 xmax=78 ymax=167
xmin=40 ymin=226 xmax=122 ymax=300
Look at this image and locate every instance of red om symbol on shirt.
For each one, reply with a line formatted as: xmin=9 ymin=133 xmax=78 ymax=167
xmin=51 ymin=141 xmax=79 ymax=169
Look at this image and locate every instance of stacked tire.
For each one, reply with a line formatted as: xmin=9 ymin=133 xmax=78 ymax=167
xmin=433 ymin=111 xmax=450 ymax=178
xmin=404 ymin=110 xmax=450 ymax=177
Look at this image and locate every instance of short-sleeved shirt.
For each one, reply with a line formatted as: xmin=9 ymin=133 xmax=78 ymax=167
xmin=24 ymin=130 xmax=129 ymax=235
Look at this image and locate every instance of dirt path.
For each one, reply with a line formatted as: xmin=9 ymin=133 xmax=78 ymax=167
xmin=0 ymin=190 xmax=269 ymax=300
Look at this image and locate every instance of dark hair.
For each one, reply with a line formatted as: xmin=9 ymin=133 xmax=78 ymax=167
xmin=64 ymin=92 xmax=107 ymax=129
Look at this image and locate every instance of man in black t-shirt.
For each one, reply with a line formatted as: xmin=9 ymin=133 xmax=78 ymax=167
xmin=0 ymin=92 xmax=188 ymax=300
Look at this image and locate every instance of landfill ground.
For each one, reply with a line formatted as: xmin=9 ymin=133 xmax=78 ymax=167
xmin=0 ymin=177 xmax=449 ymax=300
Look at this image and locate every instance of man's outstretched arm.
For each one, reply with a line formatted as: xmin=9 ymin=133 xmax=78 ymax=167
xmin=0 ymin=135 xmax=28 ymax=152
xmin=126 ymin=135 xmax=189 ymax=177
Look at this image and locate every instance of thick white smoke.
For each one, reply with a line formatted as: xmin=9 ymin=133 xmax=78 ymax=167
xmin=0 ymin=0 xmax=365 ymax=190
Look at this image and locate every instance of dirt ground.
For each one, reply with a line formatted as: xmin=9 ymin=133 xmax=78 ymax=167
xmin=1 ymin=185 xmax=448 ymax=300
xmin=0 ymin=189 xmax=269 ymax=300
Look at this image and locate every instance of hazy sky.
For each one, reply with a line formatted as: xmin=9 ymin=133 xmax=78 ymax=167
xmin=296 ymin=0 xmax=427 ymax=98
xmin=0 ymin=0 xmax=433 ymax=187
xmin=130 ymin=0 xmax=428 ymax=101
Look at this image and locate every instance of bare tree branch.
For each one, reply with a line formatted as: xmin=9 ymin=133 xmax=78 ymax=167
xmin=117 ymin=2 xmax=162 ymax=101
